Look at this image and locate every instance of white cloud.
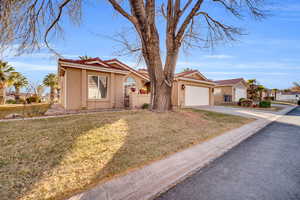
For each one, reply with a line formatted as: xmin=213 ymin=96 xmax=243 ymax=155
xmin=9 ymin=61 xmax=56 ymax=71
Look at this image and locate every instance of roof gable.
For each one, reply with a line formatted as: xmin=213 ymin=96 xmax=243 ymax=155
xmin=104 ymin=59 xmax=149 ymax=81
xmin=214 ymin=78 xmax=247 ymax=86
xmin=58 ymin=58 xmax=129 ymax=74
xmin=175 ymin=70 xmax=209 ymax=81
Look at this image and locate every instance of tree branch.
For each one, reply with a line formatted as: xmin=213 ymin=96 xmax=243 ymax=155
xmin=44 ymin=0 xmax=72 ymax=56
xmin=175 ymin=0 xmax=204 ymax=44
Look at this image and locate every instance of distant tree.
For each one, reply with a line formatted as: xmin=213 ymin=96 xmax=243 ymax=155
xmin=36 ymin=84 xmax=45 ymax=98
xmin=43 ymin=73 xmax=58 ymax=103
xmin=272 ymin=88 xmax=278 ymax=100
xmin=10 ymin=72 xmax=28 ymax=103
xmin=257 ymin=85 xmax=265 ymax=101
xmin=247 ymin=79 xmax=259 ymax=101
xmin=0 ymin=61 xmax=15 ymax=104
xmin=79 ymin=55 xmax=92 ymax=60
xmin=182 ymin=68 xmax=193 ymax=72
xmin=292 ymin=82 xmax=300 ymax=92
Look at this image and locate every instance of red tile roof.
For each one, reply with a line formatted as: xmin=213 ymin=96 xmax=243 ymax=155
xmin=58 ymin=58 xmax=127 ymax=71
xmin=214 ymin=78 xmax=245 ymax=85
xmin=104 ymin=59 xmax=149 ymax=80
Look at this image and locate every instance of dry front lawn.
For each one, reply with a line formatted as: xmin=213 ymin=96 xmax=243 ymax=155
xmin=0 ymin=109 xmax=253 ymax=200
xmin=0 ymin=104 xmax=50 ymax=119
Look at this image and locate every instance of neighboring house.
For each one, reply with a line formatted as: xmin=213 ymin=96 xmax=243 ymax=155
xmin=6 ymin=91 xmax=34 ymax=101
xmin=213 ymin=78 xmax=248 ymax=104
xmin=5 ymin=92 xmax=15 ymax=101
xmin=58 ymin=58 xmax=215 ymax=110
xmin=172 ymin=70 xmax=215 ymax=107
xmin=276 ymin=91 xmax=300 ymax=102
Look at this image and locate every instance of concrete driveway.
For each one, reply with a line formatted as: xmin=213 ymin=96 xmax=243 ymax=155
xmin=193 ymin=104 xmax=293 ymax=119
xmin=156 ymin=106 xmax=300 ymax=200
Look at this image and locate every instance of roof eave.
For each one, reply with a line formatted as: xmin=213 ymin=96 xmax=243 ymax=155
xmin=58 ymin=61 xmax=130 ymax=75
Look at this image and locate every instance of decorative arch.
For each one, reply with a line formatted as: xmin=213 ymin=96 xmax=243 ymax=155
xmin=124 ymin=76 xmax=137 ymax=96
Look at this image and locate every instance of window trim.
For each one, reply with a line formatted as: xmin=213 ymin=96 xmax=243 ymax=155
xmin=88 ymin=75 xmax=109 ymax=100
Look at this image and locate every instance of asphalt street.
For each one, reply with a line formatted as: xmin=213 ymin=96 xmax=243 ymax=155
xmin=156 ymin=106 xmax=300 ymax=200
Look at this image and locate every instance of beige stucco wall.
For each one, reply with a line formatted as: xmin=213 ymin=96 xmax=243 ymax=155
xmin=232 ymin=82 xmax=247 ymax=102
xmin=114 ymin=74 xmax=125 ymax=108
xmin=173 ymin=80 xmax=214 ymax=107
xmin=60 ymin=66 xmax=214 ymax=110
xmin=214 ymin=86 xmax=233 ymax=104
xmin=61 ymin=67 xmax=127 ymax=110
xmin=129 ymin=93 xmax=150 ymax=108
xmin=66 ymin=68 xmax=82 ymax=110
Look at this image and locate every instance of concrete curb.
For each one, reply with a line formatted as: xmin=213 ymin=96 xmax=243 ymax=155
xmin=68 ymin=105 xmax=297 ymax=200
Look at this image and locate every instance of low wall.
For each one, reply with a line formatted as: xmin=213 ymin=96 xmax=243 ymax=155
xmin=129 ymin=93 xmax=150 ymax=109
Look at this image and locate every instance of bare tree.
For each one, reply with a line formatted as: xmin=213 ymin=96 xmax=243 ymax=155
xmin=292 ymin=82 xmax=300 ymax=92
xmin=0 ymin=0 xmax=266 ymax=111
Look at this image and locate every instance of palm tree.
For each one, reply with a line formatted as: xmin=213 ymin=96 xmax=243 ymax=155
xmin=10 ymin=72 xmax=28 ymax=103
xmin=272 ymin=88 xmax=278 ymax=101
xmin=79 ymin=55 xmax=92 ymax=60
xmin=0 ymin=61 xmax=15 ymax=104
xmin=43 ymin=73 xmax=58 ymax=103
xmin=247 ymin=79 xmax=259 ymax=101
xmin=257 ymin=85 xmax=265 ymax=101
xmin=182 ymin=67 xmax=192 ymax=72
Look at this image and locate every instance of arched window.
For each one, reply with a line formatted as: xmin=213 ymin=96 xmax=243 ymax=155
xmin=124 ymin=77 xmax=137 ymax=96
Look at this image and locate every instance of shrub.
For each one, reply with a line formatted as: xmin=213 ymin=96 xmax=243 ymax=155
xmin=141 ymin=103 xmax=149 ymax=109
xmin=264 ymin=96 xmax=274 ymax=101
xmin=259 ymin=101 xmax=271 ymax=108
xmin=240 ymin=99 xmax=253 ymax=107
xmin=6 ymin=99 xmax=16 ymax=104
xmin=26 ymin=96 xmax=40 ymax=104
xmin=238 ymin=98 xmax=246 ymax=106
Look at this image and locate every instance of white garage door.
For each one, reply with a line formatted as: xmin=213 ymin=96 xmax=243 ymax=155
xmin=185 ymin=86 xmax=209 ymax=106
xmin=235 ymin=88 xmax=247 ymax=102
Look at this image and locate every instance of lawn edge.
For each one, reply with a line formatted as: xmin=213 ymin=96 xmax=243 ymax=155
xmin=67 ymin=106 xmax=297 ymax=200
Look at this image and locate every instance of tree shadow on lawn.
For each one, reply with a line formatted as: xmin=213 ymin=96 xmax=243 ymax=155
xmin=60 ymin=109 xmax=252 ymax=200
xmin=0 ymin=111 xmax=126 ymax=200
xmin=0 ymin=109 xmax=252 ymax=200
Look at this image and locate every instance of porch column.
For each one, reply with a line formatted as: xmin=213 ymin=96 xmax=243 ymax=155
xmin=110 ymin=73 xmax=115 ymax=108
xmin=81 ymin=69 xmax=87 ymax=108
xmin=210 ymin=87 xmax=215 ymax=106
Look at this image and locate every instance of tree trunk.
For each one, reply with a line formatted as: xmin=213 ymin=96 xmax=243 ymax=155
xmin=50 ymin=87 xmax=55 ymax=103
xmin=142 ymin=42 xmax=177 ymax=112
xmin=0 ymin=84 xmax=6 ymax=105
xmin=15 ymin=87 xmax=20 ymax=103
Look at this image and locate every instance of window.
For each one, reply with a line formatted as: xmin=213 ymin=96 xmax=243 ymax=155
xmin=88 ymin=75 xmax=108 ymax=99
xmin=224 ymin=95 xmax=232 ymax=102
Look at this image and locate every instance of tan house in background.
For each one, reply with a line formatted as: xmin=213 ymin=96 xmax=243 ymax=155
xmin=213 ymin=78 xmax=248 ymax=104
xmin=58 ymin=58 xmax=215 ymax=110
xmin=172 ymin=70 xmax=215 ymax=107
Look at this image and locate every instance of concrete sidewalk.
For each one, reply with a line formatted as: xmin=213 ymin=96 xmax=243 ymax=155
xmin=68 ymin=105 xmax=297 ymax=200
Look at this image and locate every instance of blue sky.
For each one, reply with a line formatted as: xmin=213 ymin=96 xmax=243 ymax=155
xmin=2 ymin=0 xmax=300 ymax=89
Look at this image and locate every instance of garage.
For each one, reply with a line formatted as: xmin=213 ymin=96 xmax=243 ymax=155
xmin=185 ymin=86 xmax=209 ymax=106
xmin=235 ymin=88 xmax=247 ymax=102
